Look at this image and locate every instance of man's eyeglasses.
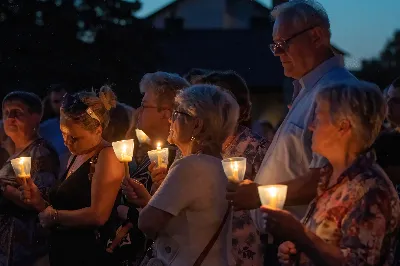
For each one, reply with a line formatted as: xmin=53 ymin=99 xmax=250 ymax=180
xmin=171 ymin=110 xmax=192 ymax=121
xmin=269 ymin=26 xmax=317 ymax=55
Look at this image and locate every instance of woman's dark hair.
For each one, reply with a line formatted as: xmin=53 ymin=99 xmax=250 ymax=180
xmin=2 ymin=91 xmax=43 ymax=116
xmin=102 ymin=103 xmax=131 ymax=142
xmin=193 ymin=70 xmax=252 ymax=124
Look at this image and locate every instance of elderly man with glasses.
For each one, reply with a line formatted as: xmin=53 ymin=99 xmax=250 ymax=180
xmin=227 ymin=0 xmax=360 ymax=234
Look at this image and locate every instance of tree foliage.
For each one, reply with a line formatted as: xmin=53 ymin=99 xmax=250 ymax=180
xmin=356 ymin=30 xmax=400 ymax=89
xmin=0 ymin=0 xmax=157 ymax=106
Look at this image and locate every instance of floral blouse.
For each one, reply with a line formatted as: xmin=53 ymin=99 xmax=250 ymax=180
xmin=0 ymin=138 xmax=59 ymax=266
xmin=302 ymin=151 xmax=400 ymax=266
xmin=224 ymin=125 xmax=270 ymax=266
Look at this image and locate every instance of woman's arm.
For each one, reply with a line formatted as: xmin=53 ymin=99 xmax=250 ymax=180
xmin=138 ymin=158 xmax=199 ymax=238
xmin=56 ymin=147 xmax=124 ymax=227
xmin=138 ymin=205 xmax=173 ymax=239
xmin=297 ymin=190 xmax=393 ymax=266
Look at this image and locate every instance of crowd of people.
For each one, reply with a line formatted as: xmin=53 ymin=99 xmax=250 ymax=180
xmin=1 ymin=0 xmax=400 ymax=266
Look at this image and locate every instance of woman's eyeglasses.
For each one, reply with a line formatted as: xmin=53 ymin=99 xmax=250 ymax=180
xmin=171 ymin=110 xmax=192 ymax=121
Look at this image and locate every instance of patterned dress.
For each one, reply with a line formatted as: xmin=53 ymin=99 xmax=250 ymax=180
xmin=302 ymin=151 xmax=400 ymax=265
xmin=0 ymin=138 xmax=59 ymax=266
xmin=223 ymin=125 xmax=269 ymax=266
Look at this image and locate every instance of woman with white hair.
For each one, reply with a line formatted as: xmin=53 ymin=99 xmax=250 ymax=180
xmin=122 ymin=84 xmax=239 ymax=265
xmin=261 ymin=82 xmax=400 ymax=266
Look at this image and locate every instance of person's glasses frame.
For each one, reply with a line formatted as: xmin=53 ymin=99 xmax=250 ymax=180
xmin=171 ymin=110 xmax=192 ymax=122
xmin=269 ymin=25 xmax=318 ymax=54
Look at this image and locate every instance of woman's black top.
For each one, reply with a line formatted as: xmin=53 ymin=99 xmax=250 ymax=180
xmin=48 ymin=153 xmax=119 ymax=266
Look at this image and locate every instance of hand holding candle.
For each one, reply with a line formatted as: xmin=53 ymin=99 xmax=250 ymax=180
xmin=258 ymin=185 xmax=288 ymax=209
xmin=222 ymin=157 xmax=246 ymax=183
xmin=147 ymin=142 xmax=169 ymax=169
xmin=11 ymin=157 xmax=32 ymax=185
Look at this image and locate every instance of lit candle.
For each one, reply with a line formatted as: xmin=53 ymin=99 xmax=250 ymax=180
xmin=112 ymin=139 xmax=134 ymax=163
xmin=267 ymin=186 xmax=277 ymax=208
xmin=257 ymin=185 xmax=288 ymax=210
xmin=231 ymin=161 xmax=238 ymax=181
xmin=147 ymin=142 xmax=169 ymax=169
xmin=19 ymin=157 xmax=26 ymax=177
xmin=11 ymin=157 xmax=32 ymax=185
xmin=112 ymin=139 xmax=135 ymax=179
xmin=135 ymin=129 xmax=150 ymax=144
xmin=222 ymin=157 xmax=246 ymax=182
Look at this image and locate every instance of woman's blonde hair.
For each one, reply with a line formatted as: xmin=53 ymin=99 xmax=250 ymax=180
xmin=175 ymin=84 xmax=239 ymax=152
xmin=61 ymin=85 xmax=117 ymax=131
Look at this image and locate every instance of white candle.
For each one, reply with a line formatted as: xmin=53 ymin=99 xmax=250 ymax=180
xmin=231 ymin=161 xmax=238 ymax=181
xmin=156 ymin=142 xmax=162 ymax=167
xmin=267 ymin=186 xmax=277 ymax=208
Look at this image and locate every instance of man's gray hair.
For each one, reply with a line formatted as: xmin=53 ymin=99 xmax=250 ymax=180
xmin=271 ymin=0 xmax=330 ymax=35
xmin=316 ymin=81 xmax=387 ymax=151
xmin=175 ymin=84 xmax=239 ymax=151
xmin=140 ymin=71 xmax=190 ymax=108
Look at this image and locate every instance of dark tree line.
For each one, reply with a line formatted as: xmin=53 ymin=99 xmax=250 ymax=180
xmin=356 ymin=30 xmax=400 ymax=89
xmin=0 ymin=0 xmax=158 ymax=106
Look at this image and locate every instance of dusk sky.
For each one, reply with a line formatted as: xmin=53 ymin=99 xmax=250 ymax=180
xmin=135 ymin=0 xmax=400 ymax=70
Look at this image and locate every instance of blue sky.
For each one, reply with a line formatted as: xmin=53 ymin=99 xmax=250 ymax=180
xmin=135 ymin=0 xmax=400 ymax=70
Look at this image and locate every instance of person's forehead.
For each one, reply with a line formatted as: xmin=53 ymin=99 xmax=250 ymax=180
xmin=3 ymin=100 xmax=27 ymax=110
xmin=272 ymin=16 xmax=301 ymax=41
xmin=60 ymin=118 xmax=86 ymax=135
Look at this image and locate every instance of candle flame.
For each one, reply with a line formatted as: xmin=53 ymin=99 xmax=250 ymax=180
xmin=122 ymin=144 xmax=127 ymax=153
xmin=157 ymin=142 xmax=161 ymax=150
xmin=19 ymin=157 xmax=24 ymax=165
xmin=267 ymin=186 xmax=277 ymax=197
xmin=233 ymin=161 xmax=238 ymax=171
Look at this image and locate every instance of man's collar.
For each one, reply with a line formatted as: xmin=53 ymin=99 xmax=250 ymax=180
xmin=292 ymin=55 xmax=344 ymax=91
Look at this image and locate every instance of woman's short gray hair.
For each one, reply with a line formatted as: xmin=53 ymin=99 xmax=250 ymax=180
xmin=140 ymin=72 xmax=190 ymax=109
xmin=271 ymin=0 xmax=330 ymax=36
xmin=175 ymin=85 xmax=239 ymax=151
xmin=316 ymin=81 xmax=387 ymax=151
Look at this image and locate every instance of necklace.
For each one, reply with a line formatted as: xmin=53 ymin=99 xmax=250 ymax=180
xmin=67 ymin=141 xmax=104 ymax=176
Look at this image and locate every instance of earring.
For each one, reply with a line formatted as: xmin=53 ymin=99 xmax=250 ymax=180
xmin=190 ymin=136 xmax=195 ymax=141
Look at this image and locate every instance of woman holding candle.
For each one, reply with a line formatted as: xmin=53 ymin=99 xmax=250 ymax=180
xmin=122 ymin=84 xmax=239 ymax=265
xmin=192 ymin=70 xmax=269 ymax=266
xmin=262 ymin=82 xmax=400 ymax=266
xmin=21 ymin=86 xmax=125 ymax=266
xmin=0 ymin=91 xmax=59 ymax=266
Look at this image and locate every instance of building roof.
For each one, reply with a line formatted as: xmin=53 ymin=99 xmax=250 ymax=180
xmin=154 ymin=29 xmax=285 ymax=88
xmin=146 ymin=0 xmax=270 ymax=20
